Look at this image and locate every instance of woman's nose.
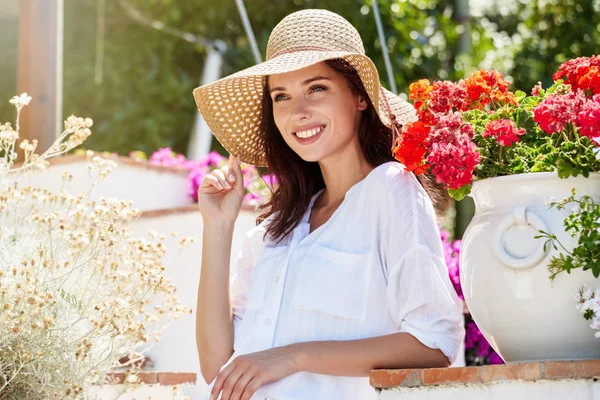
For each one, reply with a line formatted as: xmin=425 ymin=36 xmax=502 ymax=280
xmin=291 ymin=98 xmax=312 ymax=121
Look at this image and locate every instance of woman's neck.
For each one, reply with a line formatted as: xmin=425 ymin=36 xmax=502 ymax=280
xmin=315 ymin=154 xmax=374 ymax=209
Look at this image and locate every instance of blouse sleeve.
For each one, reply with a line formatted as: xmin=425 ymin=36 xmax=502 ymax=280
xmin=382 ymin=169 xmax=465 ymax=365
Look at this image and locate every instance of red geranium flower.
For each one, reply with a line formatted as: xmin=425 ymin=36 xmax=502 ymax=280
xmin=393 ymin=121 xmax=431 ymax=175
xmin=483 ymin=119 xmax=525 ymax=146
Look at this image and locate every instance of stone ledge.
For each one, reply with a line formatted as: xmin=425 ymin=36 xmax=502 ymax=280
xmin=370 ymin=359 xmax=600 ymax=389
xmin=105 ymin=372 xmax=196 ymax=386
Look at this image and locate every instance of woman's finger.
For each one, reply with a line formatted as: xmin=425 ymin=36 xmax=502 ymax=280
xmin=211 ymin=364 xmax=236 ymax=399
xmin=229 ymin=371 xmax=255 ymax=400
xmin=230 ymin=154 xmax=244 ymax=190
xmin=220 ymin=368 xmax=246 ymax=400
xmin=240 ymin=375 xmax=265 ymax=400
xmin=222 ymin=165 xmax=235 ymax=184
xmin=213 ymin=168 xmax=231 ymax=189
xmin=200 ymin=174 xmax=223 ymax=191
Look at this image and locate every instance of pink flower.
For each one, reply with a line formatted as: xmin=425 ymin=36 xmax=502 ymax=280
xmin=488 ymin=352 xmax=504 ymax=364
xmin=203 ymin=150 xmax=227 ymax=168
xmin=243 ymin=192 xmax=262 ymax=203
xmin=465 ymin=322 xmax=483 ymax=350
xmin=427 ymin=113 xmax=480 ymax=189
xmin=533 ymin=91 xmax=586 ymax=134
xmin=150 ymin=147 xmax=196 ymax=169
xmin=429 ymin=81 xmax=469 ymax=114
xmin=576 ymin=94 xmax=600 ymax=139
xmin=483 ymin=119 xmax=526 ymax=146
xmin=477 ymin=338 xmax=491 ymax=358
xmin=262 ymin=174 xmax=278 ymax=187
xmin=531 ymin=81 xmax=543 ymax=96
xmin=188 ymin=167 xmax=207 ymax=202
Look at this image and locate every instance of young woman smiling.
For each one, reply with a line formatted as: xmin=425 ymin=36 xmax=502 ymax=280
xmin=194 ymin=9 xmax=464 ymax=400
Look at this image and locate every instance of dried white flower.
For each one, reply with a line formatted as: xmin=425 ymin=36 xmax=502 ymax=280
xmin=0 ymin=95 xmax=190 ymax=399
xmin=9 ymin=92 xmax=32 ymax=107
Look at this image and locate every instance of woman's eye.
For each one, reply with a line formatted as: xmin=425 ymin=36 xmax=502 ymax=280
xmin=310 ymin=85 xmax=327 ymax=93
xmin=273 ymin=94 xmax=288 ymax=102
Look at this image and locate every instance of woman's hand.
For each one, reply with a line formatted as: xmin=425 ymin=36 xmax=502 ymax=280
xmin=210 ymin=346 xmax=301 ymax=400
xmin=198 ymin=154 xmax=245 ymax=224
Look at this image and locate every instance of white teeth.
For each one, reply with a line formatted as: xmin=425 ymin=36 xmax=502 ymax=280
xmin=295 ymin=126 xmax=324 ymax=139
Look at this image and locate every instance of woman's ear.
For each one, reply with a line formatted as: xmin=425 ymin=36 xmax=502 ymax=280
xmin=357 ymin=95 xmax=368 ymax=111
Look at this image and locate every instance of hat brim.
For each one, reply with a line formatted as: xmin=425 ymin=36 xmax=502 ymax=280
xmin=193 ymin=51 xmax=416 ymax=167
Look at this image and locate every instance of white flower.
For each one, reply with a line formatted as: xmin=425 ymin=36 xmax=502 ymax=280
xmin=0 ymin=129 xmax=18 ymax=140
xmin=581 ymin=298 xmax=600 ymax=314
xmin=9 ymin=93 xmax=32 ymax=107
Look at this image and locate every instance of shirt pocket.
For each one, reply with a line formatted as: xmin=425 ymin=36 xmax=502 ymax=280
xmin=293 ymin=243 xmax=372 ymax=321
xmin=244 ymin=246 xmax=288 ymax=310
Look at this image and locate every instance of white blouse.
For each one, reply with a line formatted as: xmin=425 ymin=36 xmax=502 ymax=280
xmin=210 ymin=161 xmax=465 ymax=400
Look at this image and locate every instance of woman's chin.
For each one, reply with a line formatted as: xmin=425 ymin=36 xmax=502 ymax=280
xmin=297 ymin=152 xmax=326 ymax=163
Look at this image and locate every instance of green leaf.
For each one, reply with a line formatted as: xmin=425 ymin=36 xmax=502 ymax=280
xmin=515 ymin=90 xmax=527 ymax=102
xmin=448 ymin=184 xmax=472 ymax=201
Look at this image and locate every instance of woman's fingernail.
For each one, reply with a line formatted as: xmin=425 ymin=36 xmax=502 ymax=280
xmin=229 ymin=173 xmax=236 ymax=182
xmin=236 ymin=156 xmax=241 ymax=166
xmin=217 ymin=182 xmax=223 ymax=190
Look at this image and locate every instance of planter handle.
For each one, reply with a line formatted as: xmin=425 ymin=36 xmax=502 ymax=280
xmin=493 ymin=206 xmax=549 ymax=270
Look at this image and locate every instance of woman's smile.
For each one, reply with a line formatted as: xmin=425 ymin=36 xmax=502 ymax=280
xmin=293 ymin=124 xmax=326 ymax=144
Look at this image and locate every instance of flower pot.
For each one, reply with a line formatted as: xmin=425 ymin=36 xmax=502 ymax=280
xmin=460 ymin=172 xmax=600 ymax=363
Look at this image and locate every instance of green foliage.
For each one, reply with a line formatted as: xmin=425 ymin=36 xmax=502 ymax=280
xmin=51 ymin=0 xmax=600 ymax=156
xmin=448 ymin=184 xmax=471 ymax=201
xmin=481 ymin=0 xmax=600 ymax=89
xmin=63 ymin=0 xmax=204 ymax=156
xmin=460 ymin=80 xmax=600 ymax=187
xmin=60 ymin=0 xmax=497 ymax=156
xmin=0 ymin=17 xmax=18 ymax=125
xmin=536 ymin=189 xmax=600 ymax=280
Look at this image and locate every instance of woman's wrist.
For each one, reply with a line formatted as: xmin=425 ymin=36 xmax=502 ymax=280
xmin=202 ymin=218 xmax=236 ymax=232
xmin=286 ymin=342 xmax=310 ymax=374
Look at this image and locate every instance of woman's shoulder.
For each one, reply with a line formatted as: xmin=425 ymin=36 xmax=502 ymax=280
xmin=368 ymin=161 xmax=422 ymax=199
xmin=364 ymin=161 xmax=434 ymax=223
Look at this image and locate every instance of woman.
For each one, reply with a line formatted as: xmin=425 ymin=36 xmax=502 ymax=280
xmin=194 ymin=9 xmax=464 ymax=400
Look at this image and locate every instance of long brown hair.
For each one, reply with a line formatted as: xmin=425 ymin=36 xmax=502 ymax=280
xmin=256 ymin=59 xmax=444 ymax=244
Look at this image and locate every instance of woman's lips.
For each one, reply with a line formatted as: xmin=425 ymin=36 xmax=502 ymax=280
xmin=293 ymin=125 xmax=325 ymax=145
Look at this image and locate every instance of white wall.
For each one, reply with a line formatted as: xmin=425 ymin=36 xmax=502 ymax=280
xmin=12 ymin=157 xmax=193 ymax=211
xmin=378 ymin=379 xmax=600 ymax=400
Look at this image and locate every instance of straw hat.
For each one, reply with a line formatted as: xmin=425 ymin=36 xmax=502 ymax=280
xmin=192 ymin=9 xmax=417 ymax=167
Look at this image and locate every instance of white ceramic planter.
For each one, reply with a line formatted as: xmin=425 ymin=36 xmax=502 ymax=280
xmin=460 ymin=172 xmax=600 ymax=363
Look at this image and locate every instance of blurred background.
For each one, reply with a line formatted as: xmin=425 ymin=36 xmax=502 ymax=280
xmin=1 ymin=0 xmax=599 ymax=232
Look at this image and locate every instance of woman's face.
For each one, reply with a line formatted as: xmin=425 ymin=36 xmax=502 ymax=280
xmin=268 ymin=62 xmax=368 ymax=163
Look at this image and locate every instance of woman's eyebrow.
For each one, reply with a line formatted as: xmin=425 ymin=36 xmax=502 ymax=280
xmin=269 ymin=76 xmax=332 ymax=94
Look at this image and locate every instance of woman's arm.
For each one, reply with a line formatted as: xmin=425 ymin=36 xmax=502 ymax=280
xmin=196 ymin=221 xmax=236 ymax=384
xmin=290 ymin=331 xmax=450 ymax=376
xmin=210 ymin=332 xmax=448 ymax=400
xmin=196 ymin=155 xmax=245 ymax=384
